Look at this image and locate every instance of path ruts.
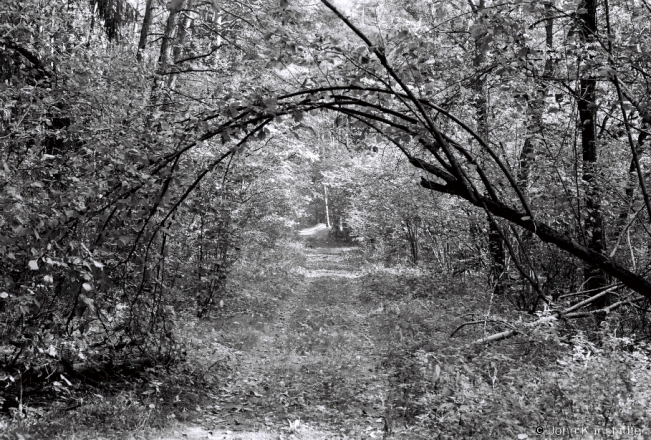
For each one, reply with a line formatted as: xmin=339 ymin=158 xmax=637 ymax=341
xmin=157 ymin=227 xmax=390 ymax=440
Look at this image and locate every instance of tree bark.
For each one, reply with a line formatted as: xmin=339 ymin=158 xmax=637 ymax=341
xmin=159 ymin=0 xmax=183 ymax=69
xmin=617 ymin=115 xmax=650 ymax=234
xmin=151 ymin=0 xmax=184 ymax=114
xmin=471 ymin=0 xmax=506 ymax=294
xmin=167 ymin=0 xmax=194 ymax=90
xmin=519 ymin=3 xmax=554 ymax=187
xmin=516 ymin=4 xmax=555 ymax=297
xmin=324 ymin=185 xmax=331 ymax=228
xmin=173 ymin=0 xmax=193 ymax=63
xmin=577 ymin=0 xmax=608 ymax=303
xmin=136 ymin=0 xmax=155 ymax=62
xmin=404 ymin=218 xmax=419 ymax=265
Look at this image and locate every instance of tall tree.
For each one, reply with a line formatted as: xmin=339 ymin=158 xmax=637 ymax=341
xmin=577 ymin=0 xmax=608 ymax=298
xmin=469 ymin=0 xmax=506 ymax=294
xmin=136 ymin=0 xmax=155 ymax=61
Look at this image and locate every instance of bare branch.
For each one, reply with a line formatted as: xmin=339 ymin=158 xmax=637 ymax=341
xmin=470 ymin=285 xmax=625 ymax=345
xmin=450 ymin=319 xmax=513 ymax=337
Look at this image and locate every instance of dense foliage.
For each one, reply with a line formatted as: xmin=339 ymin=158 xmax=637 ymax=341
xmin=1 ymin=0 xmax=651 ymax=436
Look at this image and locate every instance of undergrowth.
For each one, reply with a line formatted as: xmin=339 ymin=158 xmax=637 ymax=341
xmin=362 ymin=264 xmax=651 ymax=439
xmin=3 ymin=242 xmax=651 ymax=439
xmin=0 ymin=240 xmax=306 ymax=439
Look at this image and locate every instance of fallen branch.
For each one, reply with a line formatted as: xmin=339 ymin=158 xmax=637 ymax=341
xmin=471 ymin=328 xmax=519 ymax=345
xmin=562 ymin=284 xmax=621 ymax=314
xmin=557 ymin=283 xmax=621 ymax=299
xmin=564 ymin=296 xmax=645 ymax=319
xmin=470 ymin=285 xmax=625 ymax=345
xmin=450 ymin=319 xmax=514 ymax=337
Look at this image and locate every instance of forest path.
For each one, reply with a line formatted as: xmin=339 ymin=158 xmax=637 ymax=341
xmin=157 ymin=230 xmax=390 ymax=440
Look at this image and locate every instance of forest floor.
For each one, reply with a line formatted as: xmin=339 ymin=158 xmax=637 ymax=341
xmin=151 ymin=227 xmax=394 ymax=440
xmin=8 ymin=227 xmax=647 ymax=439
xmin=7 ymin=226 xmax=459 ymax=439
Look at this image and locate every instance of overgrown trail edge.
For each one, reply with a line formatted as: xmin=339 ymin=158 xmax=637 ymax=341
xmin=157 ymin=228 xmax=392 ymax=439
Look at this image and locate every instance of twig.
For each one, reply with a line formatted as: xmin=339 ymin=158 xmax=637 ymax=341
xmin=558 ymin=283 xmax=622 ymax=299
xmin=562 ymin=284 xmax=620 ymax=314
xmin=470 ymin=285 xmax=624 ymax=345
xmin=450 ymin=319 xmax=513 ymax=337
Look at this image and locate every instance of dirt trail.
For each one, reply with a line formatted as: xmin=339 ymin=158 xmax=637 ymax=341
xmin=157 ymin=227 xmax=390 ymax=440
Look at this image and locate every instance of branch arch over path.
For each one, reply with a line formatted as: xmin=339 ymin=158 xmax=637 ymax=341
xmin=88 ymin=0 xmax=651 ymax=297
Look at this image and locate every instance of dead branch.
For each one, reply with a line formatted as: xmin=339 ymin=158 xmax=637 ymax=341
xmin=562 ymin=284 xmax=620 ymax=314
xmin=470 ymin=285 xmax=626 ymax=345
xmin=450 ymin=319 xmax=514 ymax=337
xmin=564 ymin=296 xmax=645 ymax=319
xmin=558 ymin=283 xmax=621 ymax=299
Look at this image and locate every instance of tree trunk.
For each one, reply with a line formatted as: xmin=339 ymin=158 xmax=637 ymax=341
xmin=519 ymin=3 xmax=554 ymax=187
xmin=577 ymin=0 xmax=608 ymax=303
xmin=471 ymin=0 xmax=506 ymax=294
xmin=150 ymin=0 xmax=184 ymax=116
xmin=617 ymin=114 xmax=650 ymax=234
xmin=136 ymin=0 xmax=155 ymax=62
xmin=419 ymin=178 xmax=651 ymax=295
xmin=159 ymin=0 xmax=184 ymax=68
xmin=404 ymin=219 xmax=419 ymax=265
xmin=167 ymin=0 xmax=194 ymax=90
xmin=516 ymin=5 xmax=555 ymax=295
xmin=324 ymin=185 xmax=331 ymax=228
